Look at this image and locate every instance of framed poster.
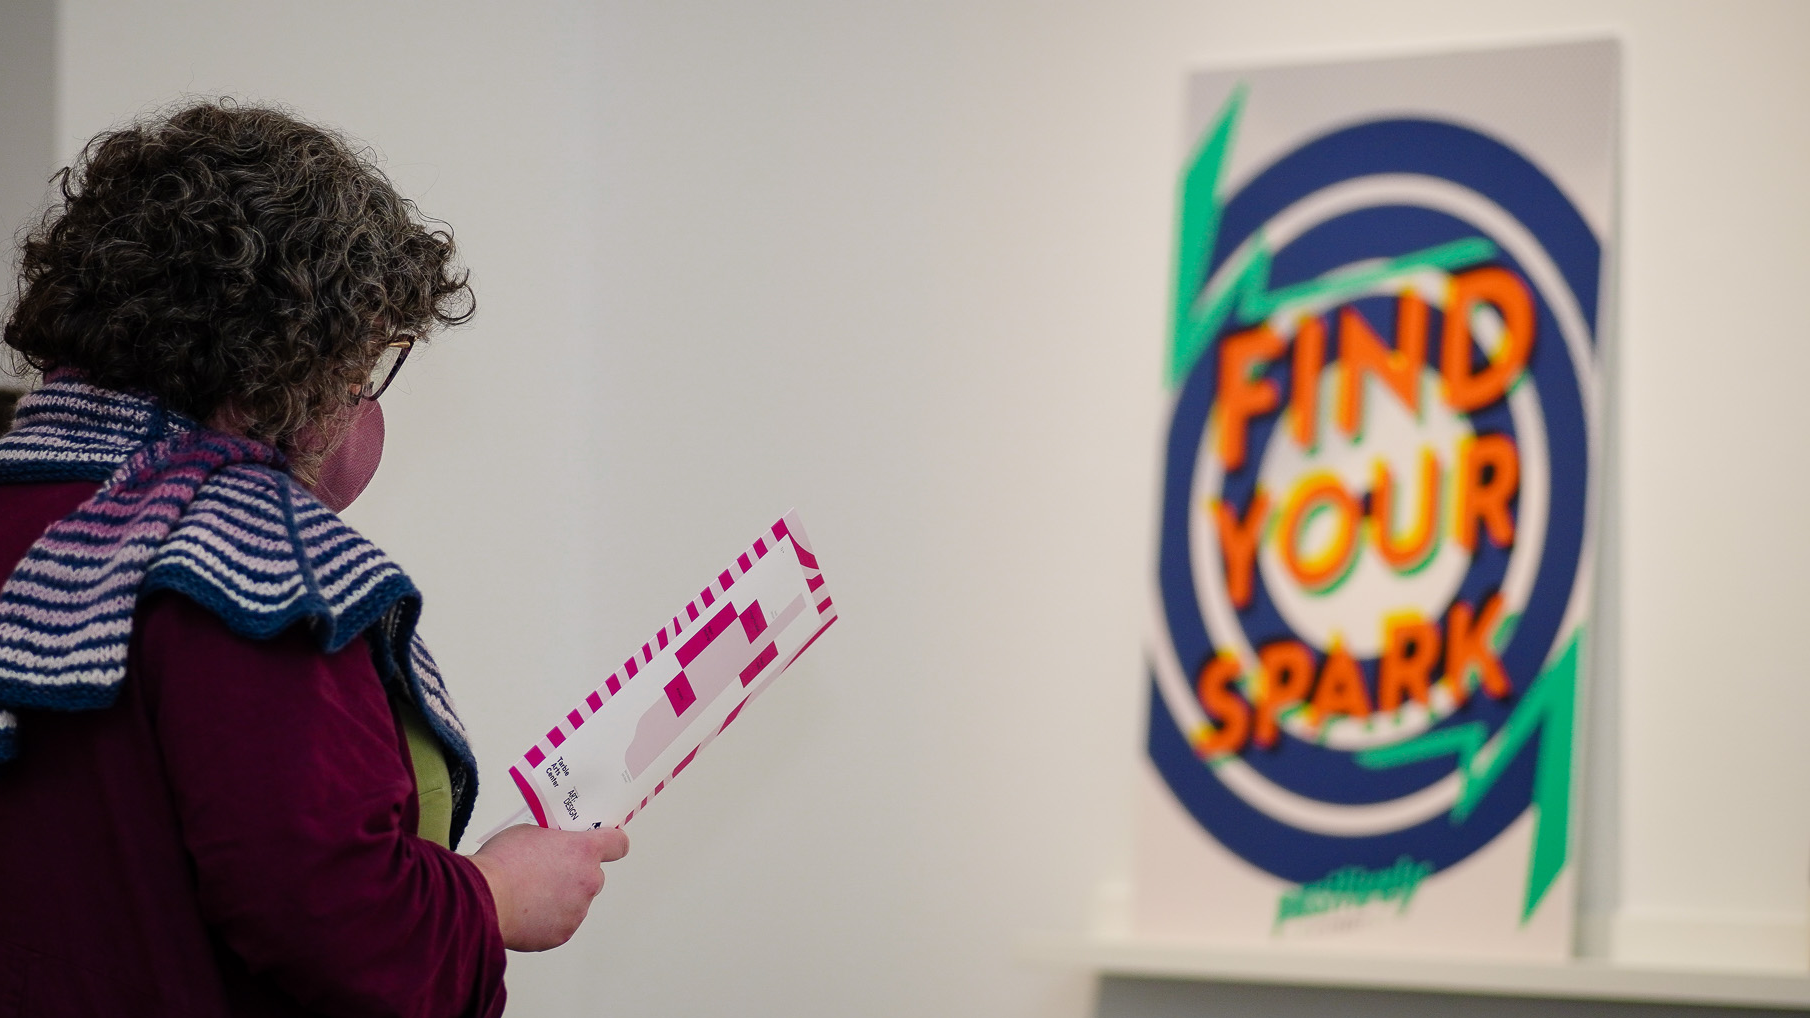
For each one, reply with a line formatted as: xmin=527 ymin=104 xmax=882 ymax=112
xmin=1136 ymin=39 xmax=1616 ymax=959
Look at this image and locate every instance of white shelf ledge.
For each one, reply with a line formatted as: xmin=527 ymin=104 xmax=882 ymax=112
xmin=1019 ymin=932 xmax=1810 ymax=1010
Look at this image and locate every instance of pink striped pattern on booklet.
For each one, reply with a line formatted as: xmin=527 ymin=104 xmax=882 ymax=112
xmin=507 ymin=511 xmax=836 ymax=830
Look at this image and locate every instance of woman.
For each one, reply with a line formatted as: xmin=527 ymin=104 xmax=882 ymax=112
xmin=0 ymin=103 xmax=624 ymax=1017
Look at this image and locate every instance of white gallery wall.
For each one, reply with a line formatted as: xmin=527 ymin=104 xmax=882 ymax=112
xmin=31 ymin=0 xmax=1810 ymax=1014
xmin=0 ymin=0 xmax=54 ymax=308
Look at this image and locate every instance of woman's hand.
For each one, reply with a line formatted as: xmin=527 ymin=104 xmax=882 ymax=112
xmin=467 ymin=824 xmax=630 ymax=951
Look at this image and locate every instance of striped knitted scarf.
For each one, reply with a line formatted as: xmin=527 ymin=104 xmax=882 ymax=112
xmin=0 ymin=378 xmax=478 ymax=846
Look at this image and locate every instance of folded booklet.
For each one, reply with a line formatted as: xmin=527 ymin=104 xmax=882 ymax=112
xmin=502 ymin=511 xmax=836 ymax=831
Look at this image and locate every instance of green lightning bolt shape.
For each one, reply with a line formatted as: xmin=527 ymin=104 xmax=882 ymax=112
xmin=1166 ymin=86 xmax=1498 ymax=390
xmin=1356 ymin=632 xmax=1581 ymax=923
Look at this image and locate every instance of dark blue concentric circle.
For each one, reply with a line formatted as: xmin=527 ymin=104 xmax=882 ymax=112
xmin=1151 ymin=118 xmax=1597 ymax=883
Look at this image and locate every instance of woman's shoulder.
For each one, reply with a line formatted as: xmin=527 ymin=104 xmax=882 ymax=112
xmin=144 ymin=465 xmax=419 ymax=654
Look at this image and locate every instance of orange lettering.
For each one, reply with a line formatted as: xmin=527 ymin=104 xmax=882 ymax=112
xmin=1440 ymin=267 xmax=1534 ymax=412
xmin=1278 ymin=474 xmax=1361 ymax=591
xmin=1443 ymin=593 xmax=1511 ymax=704
xmin=1195 ymin=653 xmax=1251 ymax=756
xmin=1310 ymin=642 xmax=1372 ymax=720
xmin=1216 ymin=326 xmax=1285 ymax=471
xmin=1337 ymin=293 xmax=1427 ymax=437
xmin=1212 ymin=491 xmax=1270 ymax=609
xmin=1254 ymin=640 xmax=1316 ymax=749
xmin=1372 ymin=449 xmax=1441 ymax=571
xmin=1378 ymin=614 xmax=1441 ymax=711
xmin=1290 ymin=315 xmax=1325 ymax=450
xmin=1456 ymin=434 xmax=1519 ymax=551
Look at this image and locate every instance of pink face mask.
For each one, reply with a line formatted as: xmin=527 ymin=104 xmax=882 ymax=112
xmin=301 ymin=398 xmax=385 ymax=512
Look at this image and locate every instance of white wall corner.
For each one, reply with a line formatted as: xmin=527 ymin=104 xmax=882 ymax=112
xmin=1576 ymin=907 xmax=1615 ymax=959
xmin=1612 ymin=907 xmax=1809 ymax=973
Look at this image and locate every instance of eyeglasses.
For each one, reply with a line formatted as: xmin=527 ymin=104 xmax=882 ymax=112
xmin=359 ymin=337 xmax=414 ymax=401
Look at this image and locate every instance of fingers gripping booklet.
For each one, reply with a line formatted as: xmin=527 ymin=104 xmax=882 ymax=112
xmin=502 ymin=511 xmax=836 ymax=833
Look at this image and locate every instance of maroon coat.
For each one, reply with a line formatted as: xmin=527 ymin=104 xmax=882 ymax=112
xmin=0 ymin=480 xmax=506 ymax=1017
